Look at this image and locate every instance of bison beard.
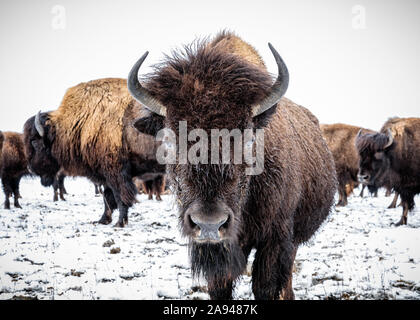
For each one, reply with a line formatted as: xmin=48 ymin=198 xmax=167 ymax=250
xmin=190 ymin=241 xmax=246 ymax=299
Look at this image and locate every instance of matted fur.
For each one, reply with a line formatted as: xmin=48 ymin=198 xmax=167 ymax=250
xmin=48 ymin=78 xmax=132 ymax=176
xmin=321 ymin=123 xmax=373 ymax=206
xmin=133 ymin=32 xmax=337 ymax=299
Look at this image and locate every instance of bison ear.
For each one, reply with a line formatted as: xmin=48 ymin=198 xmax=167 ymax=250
xmin=133 ymin=114 xmax=164 ymax=136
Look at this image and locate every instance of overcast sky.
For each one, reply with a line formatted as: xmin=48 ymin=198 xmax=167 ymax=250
xmin=0 ymin=0 xmax=419 ymax=132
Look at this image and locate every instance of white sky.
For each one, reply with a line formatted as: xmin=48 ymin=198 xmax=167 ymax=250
xmin=0 ymin=0 xmax=419 ymax=132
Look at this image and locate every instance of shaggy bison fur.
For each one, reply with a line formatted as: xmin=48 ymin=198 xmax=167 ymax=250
xmin=128 ymin=32 xmax=337 ymax=299
xmin=23 ymin=78 xmax=165 ymax=227
xmin=356 ymin=117 xmax=420 ymax=226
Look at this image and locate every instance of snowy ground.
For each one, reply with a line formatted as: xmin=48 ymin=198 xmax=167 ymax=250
xmin=0 ymin=177 xmax=419 ymax=300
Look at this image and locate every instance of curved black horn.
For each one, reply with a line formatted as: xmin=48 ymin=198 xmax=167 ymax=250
xmin=127 ymin=52 xmax=167 ymax=117
xmin=35 ymin=111 xmax=45 ymax=137
xmin=251 ymin=43 xmax=289 ymax=117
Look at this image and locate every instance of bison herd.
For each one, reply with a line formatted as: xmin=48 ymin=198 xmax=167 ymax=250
xmin=0 ymin=32 xmax=419 ymax=300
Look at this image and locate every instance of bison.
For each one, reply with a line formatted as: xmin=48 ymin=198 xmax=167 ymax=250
xmin=320 ymin=123 xmax=374 ymax=206
xmin=128 ymin=32 xmax=337 ymax=299
xmin=23 ymin=78 xmax=165 ymax=227
xmin=134 ymin=173 xmax=166 ymax=201
xmin=356 ymin=117 xmax=420 ymax=226
xmin=0 ymin=132 xmax=29 ymax=209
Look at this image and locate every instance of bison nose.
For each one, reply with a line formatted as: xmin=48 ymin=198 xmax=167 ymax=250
xmin=358 ymin=173 xmax=370 ymax=183
xmin=188 ymin=213 xmax=229 ymax=242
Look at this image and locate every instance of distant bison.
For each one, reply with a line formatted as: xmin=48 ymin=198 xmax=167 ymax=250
xmin=134 ymin=173 xmax=166 ymax=201
xmin=356 ymin=117 xmax=420 ymax=225
xmin=0 ymin=132 xmax=29 ymax=209
xmin=321 ymin=123 xmax=373 ymax=206
xmin=128 ymin=32 xmax=337 ymax=299
xmin=23 ymin=78 xmax=165 ymax=227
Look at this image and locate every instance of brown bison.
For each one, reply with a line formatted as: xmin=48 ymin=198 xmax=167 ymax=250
xmin=128 ymin=32 xmax=337 ymax=299
xmin=356 ymin=117 xmax=420 ymax=226
xmin=23 ymin=78 xmax=165 ymax=227
xmin=134 ymin=173 xmax=166 ymax=201
xmin=320 ymin=123 xmax=374 ymax=206
xmin=0 ymin=132 xmax=29 ymax=209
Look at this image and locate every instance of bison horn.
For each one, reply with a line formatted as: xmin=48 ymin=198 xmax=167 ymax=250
xmin=251 ymin=43 xmax=289 ymax=117
xmin=35 ymin=111 xmax=45 ymax=137
xmin=127 ymin=51 xmax=167 ymax=117
xmin=384 ymin=128 xmax=394 ymax=149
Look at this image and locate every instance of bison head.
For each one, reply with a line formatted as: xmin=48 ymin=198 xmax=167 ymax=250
xmin=23 ymin=112 xmax=60 ymax=186
xmin=355 ymin=129 xmax=394 ymax=188
xmin=128 ymin=39 xmax=288 ymax=281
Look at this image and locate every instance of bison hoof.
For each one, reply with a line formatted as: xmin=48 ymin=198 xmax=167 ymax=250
xmin=14 ymin=204 xmax=22 ymax=209
xmin=113 ymin=221 xmax=126 ymax=228
xmin=392 ymin=219 xmax=407 ymax=227
xmin=387 ymin=205 xmax=396 ymax=209
xmin=98 ymin=217 xmax=112 ymax=225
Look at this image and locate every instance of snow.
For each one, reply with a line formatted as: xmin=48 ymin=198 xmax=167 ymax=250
xmin=0 ymin=177 xmax=419 ymax=300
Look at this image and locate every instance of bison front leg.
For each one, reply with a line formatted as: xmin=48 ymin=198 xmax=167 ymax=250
xmin=336 ymin=185 xmax=347 ymax=207
xmin=207 ymin=277 xmax=234 ymax=300
xmin=110 ymin=190 xmax=129 ymax=228
xmin=2 ymin=177 xmax=14 ymax=209
xmin=4 ymin=191 xmax=11 ymax=210
xmin=114 ymin=202 xmax=129 ymax=228
xmin=98 ymin=187 xmax=117 ymax=225
xmin=359 ymin=185 xmax=365 ymax=198
xmin=12 ymin=177 xmax=22 ymax=209
xmin=387 ymin=192 xmax=399 ymax=209
xmin=52 ymin=177 xmax=59 ymax=202
xmin=58 ymin=174 xmax=66 ymax=200
xmin=252 ymin=240 xmax=296 ymax=300
xmin=393 ymin=193 xmax=414 ymax=226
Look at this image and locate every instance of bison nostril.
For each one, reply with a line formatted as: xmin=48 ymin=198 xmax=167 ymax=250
xmin=188 ymin=213 xmax=229 ymax=241
xmin=188 ymin=214 xmax=198 ymax=230
xmin=358 ymin=173 xmax=370 ymax=182
xmin=220 ymin=215 xmax=230 ymax=230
